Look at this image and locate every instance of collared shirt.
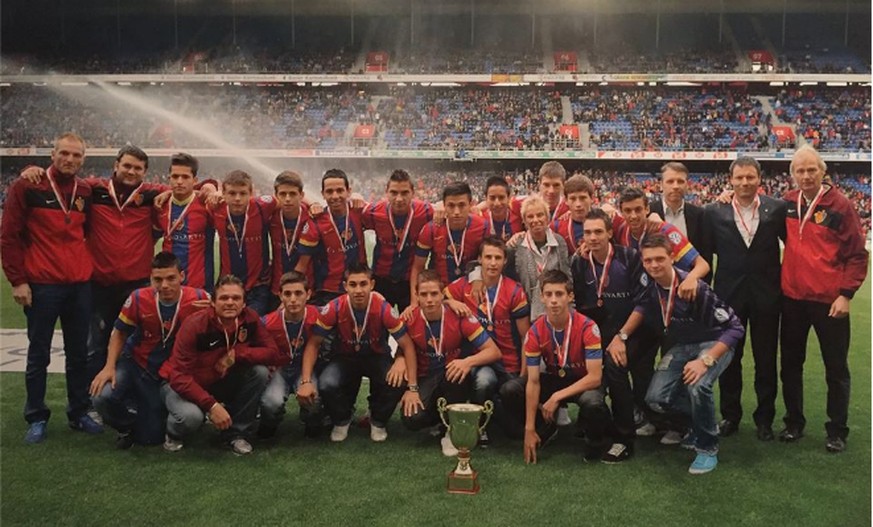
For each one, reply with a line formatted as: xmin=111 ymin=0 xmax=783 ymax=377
xmin=513 ymin=229 xmax=571 ymax=320
xmin=662 ymin=198 xmax=688 ymax=236
xmin=732 ymin=199 xmax=760 ymax=248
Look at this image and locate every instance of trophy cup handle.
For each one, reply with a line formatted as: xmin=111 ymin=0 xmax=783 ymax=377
xmin=478 ymin=400 xmax=494 ymax=435
xmin=437 ymin=397 xmax=450 ymax=429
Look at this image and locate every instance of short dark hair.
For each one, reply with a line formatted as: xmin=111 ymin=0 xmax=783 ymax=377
xmin=584 ymin=208 xmax=612 ymax=231
xmin=151 ymin=251 xmax=181 ymax=271
xmin=442 ymin=181 xmax=472 ymax=202
xmin=279 ymin=271 xmax=309 ymax=291
xmin=387 ymin=169 xmax=413 ymax=188
xmin=322 ymin=168 xmax=350 ymax=191
xmin=618 ymin=187 xmax=648 ymax=207
xmin=539 ymin=269 xmax=572 ymax=293
xmin=478 ymin=236 xmax=507 ymax=257
xmin=484 ymin=176 xmax=510 ymax=196
xmin=224 ymin=169 xmax=252 ymax=190
xmin=274 ymin=170 xmax=304 ymax=192
xmin=170 ymin=152 xmax=199 ymax=176
xmin=640 ymin=233 xmax=673 ymax=254
xmin=564 ymin=174 xmax=594 ymax=197
xmin=344 ymin=261 xmax=373 ymax=280
xmin=416 ymin=269 xmax=443 ymax=291
xmin=115 ymin=144 xmax=149 ymax=169
xmin=215 ymin=274 xmax=245 ymax=292
xmin=729 ymin=156 xmax=762 ymax=177
xmin=660 ymin=162 xmax=689 ymax=178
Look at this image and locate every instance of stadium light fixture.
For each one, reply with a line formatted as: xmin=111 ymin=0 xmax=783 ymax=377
xmin=826 ymin=82 xmax=848 ymax=86
xmin=799 ymin=82 xmax=819 ymax=86
xmin=61 ymin=82 xmax=89 ymax=86
xmin=0 ymin=83 xmax=10 ymax=87
xmin=117 ymin=82 xmax=132 ymax=86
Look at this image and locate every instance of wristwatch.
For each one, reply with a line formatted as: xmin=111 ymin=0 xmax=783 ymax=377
xmin=407 ymin=384 xmax=420 ymax=393
xmin=701 ymin=354 xmax=715 ymax=368
xmin=618 ymin=332 xmax=629 ymax=342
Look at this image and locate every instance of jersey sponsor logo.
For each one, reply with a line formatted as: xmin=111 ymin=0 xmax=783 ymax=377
xmin=302 ymin=223 xmax=311 ymax=234
xmin=668 ymin=231 xmax=681 ymax=245
xmin=714 ymin=308 xmax=730 ymax=323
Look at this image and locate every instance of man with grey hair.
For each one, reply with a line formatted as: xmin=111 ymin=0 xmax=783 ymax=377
xmin=699 ymin=156 xmax=786 ymax=441
xmin=779 ymin=145 xmax=868 ymax=453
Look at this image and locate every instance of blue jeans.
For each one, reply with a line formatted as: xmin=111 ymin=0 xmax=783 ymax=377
xmin=319 ymin=354 xmax=403 ymax=428
xmin=24 ymin=282 xmax=92 ymax=424
xmin=646 ymin=341 xmax=734 ymax=455
xmin=162 ymin=365 xmax=269 ymax=441
xmin=92 ymin=356 xmax=165 ymax=445
xmin=88 ymin=279 xmax=149 ymax=383
xmin=259 ymin=363 xmax=324 ymax=430
xmin=246 ymin=284 xmax=274 ymax=317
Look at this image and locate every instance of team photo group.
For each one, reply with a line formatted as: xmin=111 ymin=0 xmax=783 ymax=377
xmin=0 ymin=132 xmax=867 ymax=476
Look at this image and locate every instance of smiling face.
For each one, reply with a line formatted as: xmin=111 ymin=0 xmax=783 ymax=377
xmin=213 ymin=284 xmax=245 ymax=322
xmin=322 ymin=177 xmax=350 ymax=215
xmin=523 ymin=204 xmax=549 ymax=239
xmin=730 ymin=165 xmax=761 ymax=203
xmin=478 ymin=244 xmax=507 ymax=282
xmin=619 ymin=197 xmax=649 ymax=234
xmin=641 ymin=246 xmax=673 ymax=284
xmin=485 ymin=184 xmax=510 ymax=217
xmin=113 ymin=154 xmax=147 ymax=187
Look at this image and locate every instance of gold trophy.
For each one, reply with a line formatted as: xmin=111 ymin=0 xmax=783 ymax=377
xmin=437 ymin=398 xmax=494 ymax=495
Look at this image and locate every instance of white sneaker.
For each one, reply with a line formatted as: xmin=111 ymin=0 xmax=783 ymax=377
xmin=163 ymin=434 xmax=184 ymax=452
xmin=556 ymin=407 xmax=572 ymax=426
xmin=229 ymin=438 xmax=253 ymax=456
xmin=441 ymin=434 xmax=459 ymax=457
xmin=330 ymin=424 xmax=351 ymax=442
xmin=87 ymin=409 xmax=104 ymax=426
xmin=370 ymin=425 xmax=388 ymax=442
xmin=636 ymin=422 xmax=657 ymax=437
xmin=660 ymin=430 xmax=683 ymax=445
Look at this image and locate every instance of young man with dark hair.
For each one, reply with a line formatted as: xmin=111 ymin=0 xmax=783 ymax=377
xmin=297 ymin=169 xmax=366 ymax=306
xmin=615 ymin=234 xmax=744 ymax=474
xmin=502 ymin=270 xmax=609 ymax=464
xmin=270 ymin=171 xmax=314 ymax=294
xmin=400 ymin=270 xmax=502 ymax=456
xmin=90 ymin=252 xmax=210 ymax=448
xmin=571 ymin=209 xmax=647 ymax=463
xmin=553 ymin=174 xmax=596 ymax=252
xmin=649 ymin=162 xmax=703 ymax=246
xmin=211 ymin=169 xmax=277 ymax=315
xmin=778 ymin=146 xmax=868 ymax=452
xmin=258 ymin=271 xmax=324 ymax=439
xmin=154 ymin=153 xmax=217 ymax=293
xmin=2 ymin=132 xmax=102 ymax=443
xmin=296 ymin=263 xmax=417 ymax=443
xmin=506 ymin=161 xmax=571 ymax=225
xmin=409 ymin=181 xmax=487 ymax=315
xmin=161 ymin=275 xmax=284 ymax=455
xmin=699 ymin=156 xmax=787 ymax=441
xmin=481 ymin=176 xmax=523 ymax=241
xmin=362 ymin=169 xmax=433 ymax=311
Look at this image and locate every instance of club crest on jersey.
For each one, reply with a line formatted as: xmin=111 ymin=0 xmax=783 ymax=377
xmin=814 ymin=210 xmax=827 ymax=224
xmin=302 ymin=223 xmax=311 ymax=235
xmin=238 ymin=326 xmax=248 ymax=343
xmin=123 ymin=296 xmax=133 ymax=309
xmin=74 ymin=196 xmax=85 ymax=212
xmin=668 ymin=231 xmax=681 ymax=245
xmin=714 ymin=308 xmax=730 ymax=323
xmin=592 ymin=324 xmax=601 ymax=338
xmin=134 ymin=193 xmax=144 ymax=206
xmin=640 ymin=274 xmax=649 ymax=287
xmin=320 ymin=304 xmax=331 ymax=315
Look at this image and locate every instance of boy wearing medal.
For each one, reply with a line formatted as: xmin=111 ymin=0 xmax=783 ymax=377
xmin=615 ymin=234 xmax=744 ymax=474
xmin=400 ymin=270 xmax=502 ymax=456
xmin=501 ymin=270 xmax=610 ymax=464
xmin=90 ymin=252 xmax=210 ymax=448
xmin=553 ymin=174 xmax=596 ymax=253
xmin=296 ymin=263 xmax=417 ymax=443
xmin=570 ymin=209 xmax=647 ymax=463
xmin=480 ymin=176 xmax=523 ymax=243
xmin=160 ymin=275 xmax=283 ymax=455
xmin=270 ymin=171 xmax=315 ymax=298
xmin=258 ymin=271 xmax=324 ymax=439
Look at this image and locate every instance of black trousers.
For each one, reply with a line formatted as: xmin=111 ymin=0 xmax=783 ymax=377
xmin=374 ymin=276 xmax=411 ymax=312
xmin=780 ymin=297 xmax=851 ymax=439
xmin=401 ymin=372 xmax=472 ymax=431
xmin=603 ymin=332 xmax=659 ymax=445
xmin=88 ymin=279 xmax=150 ymax=382
xmin=718 ymin=289 xmax=780 ymax=427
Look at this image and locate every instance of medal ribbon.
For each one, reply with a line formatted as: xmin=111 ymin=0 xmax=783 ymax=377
xmin=155 ymin=293 xmax=182 ymax=345
xmin=108 ymin=179 xmax=142 ymax=212
xmin=328 ymin=207 xmax=351 ymax=253
xmin=588 ymin=243 xmax=614 ymax=303
xmin=222 ymin=317 xmax=240 ymax=352
xmin=46 ymin=168 xmax=79 ymax=222
xmin=658 ymin=270 xmax=679 ymax=331
xmin=447 ymin=221 xmax=468 ymax=276
xmin=166 ymin=197 xmax=194 ymax=237
xmin=731 ymin=195 xmax=760 ymax=242
xmin=488 ymin=212 xmax=509 ymax=240
xmin=524 ymin=231 xmax=552 ymax=274
xmin=348 ymin=293 xmax=373 ymax=351
xmin=281 ymin=308 xmax=307 ymax=359
xmin=797 ymin=186 xmax=826 ymax=240
xmin=549 ymin=313 xmax=573 ymax=369
xmin=424 ymin=305 xmax=446 ymax=357
xmin=387 ymin=203 xmax=414 ymax=256
xmin=483 ymin=276 xmax=503 ymax=328
xmin=226 ymin=203 xmax=250 ymax=259
xmin=282 ymin=214 xmax=303 ymax=257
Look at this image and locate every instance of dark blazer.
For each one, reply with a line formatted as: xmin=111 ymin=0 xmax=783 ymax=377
xmin=699 ymin=195 xmax=787 ymax=312
xmin=649 ymin=196 xmax=704 ymax=250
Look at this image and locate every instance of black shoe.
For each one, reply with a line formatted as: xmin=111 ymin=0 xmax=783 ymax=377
xmin=825 ymin=436 xmax=846 ymax=453
xmin=601 ymin=443 xmax=633 ymax=464
xmin=539 ymin=424 xmax=559 ymax=447
xmin=778 ymin=426 xmax=804 ymax=443
xmin=583 ymin=444 xmax=605 ymax=463
xmin=756 ymin=424 xmax=775 ymax=442
xmin=717 ymin=419 xmax=739 ymax=437
xmin=115 ymin=432 xmax=134 ymax=450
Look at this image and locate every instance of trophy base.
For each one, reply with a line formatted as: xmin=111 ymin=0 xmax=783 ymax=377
xmin=447 ymin=470 xmax=480 ymax=495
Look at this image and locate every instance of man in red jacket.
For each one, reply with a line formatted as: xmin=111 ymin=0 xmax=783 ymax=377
xmin=779 ymin=145 xmax=868 ymax=453
xmin=160 ymin=275 xmax=284 ymax=455
xmin=1 ymin=132 xmax=103 ymax=443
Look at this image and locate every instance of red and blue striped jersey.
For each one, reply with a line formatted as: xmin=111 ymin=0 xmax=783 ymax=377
xmin=262 ymin=304 xmax=319 ymax=367
xmin=405 ymin=306 xmax=491 ymax=378
xmin=313 ymin=292 xmax=406 ymax=355
xmin=445 ymin=276 xmax=530 ymax=373
xmin=298 ymin=207 xmax=366 ymax=294
xmin=613 ymin=220 xmax=699 ymax=272
xmin=211 ymin=196 xmax=277 ymax=291
xmin=115 ymin=285 xmax=209 ymax=377
xmin=481 ymin=209 xmax=522 ymax=243
xmin=269 ymin=204 xmax=315 ymax=293
xmin=553 ymin=213 xmax=624 ymax=254
xmin=524 ymin=311 xmax=602 ymax=380
xmin=415 ymin=215 xmax=487 ymax=284
xmin=155 ymin=195 xmax=216 ymax=292
xmin=362 ymin=199 xmax=433 ymax=280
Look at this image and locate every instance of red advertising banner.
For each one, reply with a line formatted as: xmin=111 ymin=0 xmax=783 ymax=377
xmin=554 ymin=51 xmax=577 ymax=72
xmin=772 ymin=125 xmax=796 ymax=143
xmin=748 ymin=50 xmax=775 ymax=64
xmin=366 ymin=51 xmax=389 ymax=72
xmin=354 ymin=125 xmax=376 ymax=139
xmin=559 ymin=124 xmax=580 ymax=139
